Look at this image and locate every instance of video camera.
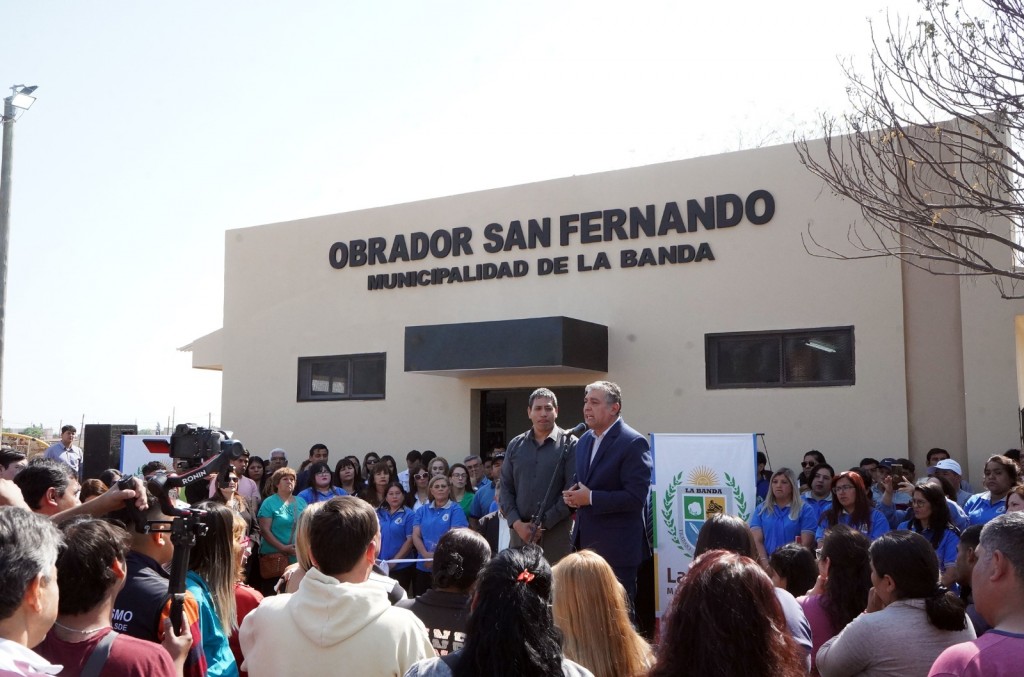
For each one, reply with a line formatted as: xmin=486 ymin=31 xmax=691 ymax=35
xmin=170 ymin=423 xmax=245 ymax=464
xmin=132 ymin=424 xmax=246 ymax=634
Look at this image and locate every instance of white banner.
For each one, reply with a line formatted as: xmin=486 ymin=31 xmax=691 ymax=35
xmin=651 ymin=433 xmax=757 ymax=617
xmin=120 ymin=435 xmax=171 ymax=476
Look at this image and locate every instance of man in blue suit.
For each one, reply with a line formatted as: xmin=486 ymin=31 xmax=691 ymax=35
xmin=563 ymin=380 xmax=652 ymax=603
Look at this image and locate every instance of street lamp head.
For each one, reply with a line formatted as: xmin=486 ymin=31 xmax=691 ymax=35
xmin=8 ymin=85 xmax=38 ymax=111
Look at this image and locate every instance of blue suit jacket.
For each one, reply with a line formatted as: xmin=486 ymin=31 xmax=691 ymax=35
xmin=573 ymin=417 xmax=652 ymax=568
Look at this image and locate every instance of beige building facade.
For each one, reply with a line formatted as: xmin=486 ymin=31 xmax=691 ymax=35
xmin=187 ymin=137 xmax=1024 ymax=483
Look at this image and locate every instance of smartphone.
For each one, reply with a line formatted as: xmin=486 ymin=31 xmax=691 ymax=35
xmin=891 ymin=463 xmax=905 ymax=482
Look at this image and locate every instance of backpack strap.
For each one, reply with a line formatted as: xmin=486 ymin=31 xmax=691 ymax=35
xmin=81 ymin=629 xmax=118 ymax=677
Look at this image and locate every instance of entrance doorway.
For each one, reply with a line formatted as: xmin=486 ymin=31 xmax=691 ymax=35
xmin=478 ymin=386 xmax=586 ymax=455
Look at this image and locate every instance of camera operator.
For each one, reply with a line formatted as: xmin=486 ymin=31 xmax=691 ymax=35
xmin=11 ymin=457 xmax=148 ymax=523
xmin=108 ymin=495 xmax=208 ymax=677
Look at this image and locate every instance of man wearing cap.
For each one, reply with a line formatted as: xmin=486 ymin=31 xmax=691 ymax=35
xmin=870 ymin=458 xmax=912 ymax=508
xmin=931 ymin=459 xmax=973 ymax=507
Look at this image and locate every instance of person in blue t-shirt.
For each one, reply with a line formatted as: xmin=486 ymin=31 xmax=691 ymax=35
xmin=297 ymin=461 xmax=348 ymax=504
xmin=378 ymin=481 xmax=416 ymax=594
xmin=750 ymin=467 xmax=816 ymax=565
xmin=801 ymin=463 xmax=835 ymax=526
xmin=896 ymin=481 xmax=960 ymax=584
xmin=413 ymin=474 xmax=469 ymax=595
xmin=815 ymin=470 xmax=890 ymax=543
xmin=964 ymin=454 xmax=1018 ymax=526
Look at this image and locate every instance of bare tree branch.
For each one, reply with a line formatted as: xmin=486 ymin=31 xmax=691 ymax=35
xmin=796 ymin=0 xmax=1024 ymax=299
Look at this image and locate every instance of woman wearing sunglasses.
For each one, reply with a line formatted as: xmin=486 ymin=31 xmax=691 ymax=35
xmin=405 ymin=462 xmax=432 ymax=510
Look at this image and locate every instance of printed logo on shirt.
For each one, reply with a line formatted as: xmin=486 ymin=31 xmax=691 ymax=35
xmin=442 ymin=513 xmax=450 ymax=522
xmin=395 ymin=516 xmax=403 ymax=524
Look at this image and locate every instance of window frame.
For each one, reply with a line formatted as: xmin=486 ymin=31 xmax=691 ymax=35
xmin=297 ymin=352 xmax=386 ymax=402
xmin=705 ymin=326 xmax=855 ymax=390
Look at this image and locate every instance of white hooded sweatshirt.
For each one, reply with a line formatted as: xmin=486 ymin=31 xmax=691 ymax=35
xmin=239 ymin=566 xmax=433 ymax=677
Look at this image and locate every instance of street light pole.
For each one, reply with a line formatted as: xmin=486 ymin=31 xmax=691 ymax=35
xmin=0 ymin=85 xmax=38 ymax=434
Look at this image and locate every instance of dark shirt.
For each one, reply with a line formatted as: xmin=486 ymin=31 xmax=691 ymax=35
xmin=397 ymin=589 xmax=471 ymax=656
xmin=112 ymin=551 xmax=207 ymax=677
xmin=500 ymin=426 xmax=577 ymax=529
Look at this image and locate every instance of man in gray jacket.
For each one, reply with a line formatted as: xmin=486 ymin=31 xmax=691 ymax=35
xmin=500 ymin=388 xmax=578 ymax=564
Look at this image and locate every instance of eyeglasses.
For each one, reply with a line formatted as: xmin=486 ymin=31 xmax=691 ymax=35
xmin=833 ymin=484 xmax=857 ymax=493
xmin=911 ymin=499 xmax=928 ymax=507
xmin=451 ymin=472 xmax=467 ymax=479
xmin=414 ymin=472 xmax=429 ymax=479
xmin=221 ymin=477 xmax=238 ymax=485
xmin=801 ymin=461 xmax=817 ymax=468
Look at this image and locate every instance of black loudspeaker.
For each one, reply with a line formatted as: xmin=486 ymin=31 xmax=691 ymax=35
xmin=82 ymin=424 xmax=137 ymax=480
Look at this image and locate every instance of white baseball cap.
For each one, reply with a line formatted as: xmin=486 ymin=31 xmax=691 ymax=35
xmin=928 ymin=459 xmax=962 ymax=476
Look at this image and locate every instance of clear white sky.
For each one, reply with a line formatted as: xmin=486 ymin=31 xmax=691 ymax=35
xmin=3 ymin=0 xmax=899 ymax=434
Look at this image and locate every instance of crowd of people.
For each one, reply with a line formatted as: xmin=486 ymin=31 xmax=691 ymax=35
xmin=1 ymin=395 xmax=1023 ymax=676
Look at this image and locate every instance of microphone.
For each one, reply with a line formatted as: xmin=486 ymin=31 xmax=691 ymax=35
xmin=568 ymin=422 xmax=588 ymax=437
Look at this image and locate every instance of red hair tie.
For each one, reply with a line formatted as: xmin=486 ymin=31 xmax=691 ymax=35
xmin=516 ymin=568 xmax=535 ymax=583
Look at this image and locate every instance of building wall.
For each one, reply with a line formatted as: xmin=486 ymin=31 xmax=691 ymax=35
xmin=211 ymin=138 xmax=1021 ymax=473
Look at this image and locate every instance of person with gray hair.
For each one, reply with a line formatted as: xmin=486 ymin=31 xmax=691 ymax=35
xmin=563 ymin=381 xmax=652 ymax=603
xmin=930 ymin=511 xmax=1024 ymax=675
xmin=501 ymin=387 xmax=579 ymax=564
xmin=0 ymin=507 xmax=64 ymax=675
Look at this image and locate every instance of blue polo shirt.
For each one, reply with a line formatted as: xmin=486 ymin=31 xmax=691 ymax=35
xmin=815 ymin=508 xmax=890 ymax=541
xmin=801 ymin=493 xmax=833 ymax=525
xmin=413 ymin=500 xmax=469 ymax=572
xmin=750 ymin=502 xmax=817 ymax=555
xmin=896 ymin=521 xmax=960 ymax=570
xmin=378 ymin=505 xmax=415 ymax=571
xmin=963 ymin=492 xmax=1007 ymax=526
xmin=296 ymin=486 xmax=348 ymax=504
xmin=469 ymin=482 xmax=496 ymax=519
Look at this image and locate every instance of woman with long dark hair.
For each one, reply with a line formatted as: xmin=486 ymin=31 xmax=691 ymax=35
xmin=246 ymin=456 xmax=269 ymax=496
xmin=796 ymin=524 xmax=871 ymax=676
xmin=405 ymin=462 xmax=431 ymax=510
xmin=359 ymin=461 xmax=393 ymax=507
xmin=404 ymin=545 xmax=592 ymax=677
xmin=815 ymin=470 xmax=890 ymax=542
xmin=211 ymin=467 xmax=255 ymax=535
xmin=816 ymin=530 xmax=975 ymax=676
xmin=897 ymin=481 xmax=960 ymax=579
xmin=692 ymin=514 xmax=814 ymax=669
xmin=334 ymin=457 xmax=360 ymax=496
xmin=649 ymin=550 xmax=805 ymax=677
xmin=298 ymin=461 xmax=348 ymax=504
xmin=362 ymin=452 xmax=381 ymax=480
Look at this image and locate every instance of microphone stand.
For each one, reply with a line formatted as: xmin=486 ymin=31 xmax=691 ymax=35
xmin=528 ymin=422 xmax=587 ymax=543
